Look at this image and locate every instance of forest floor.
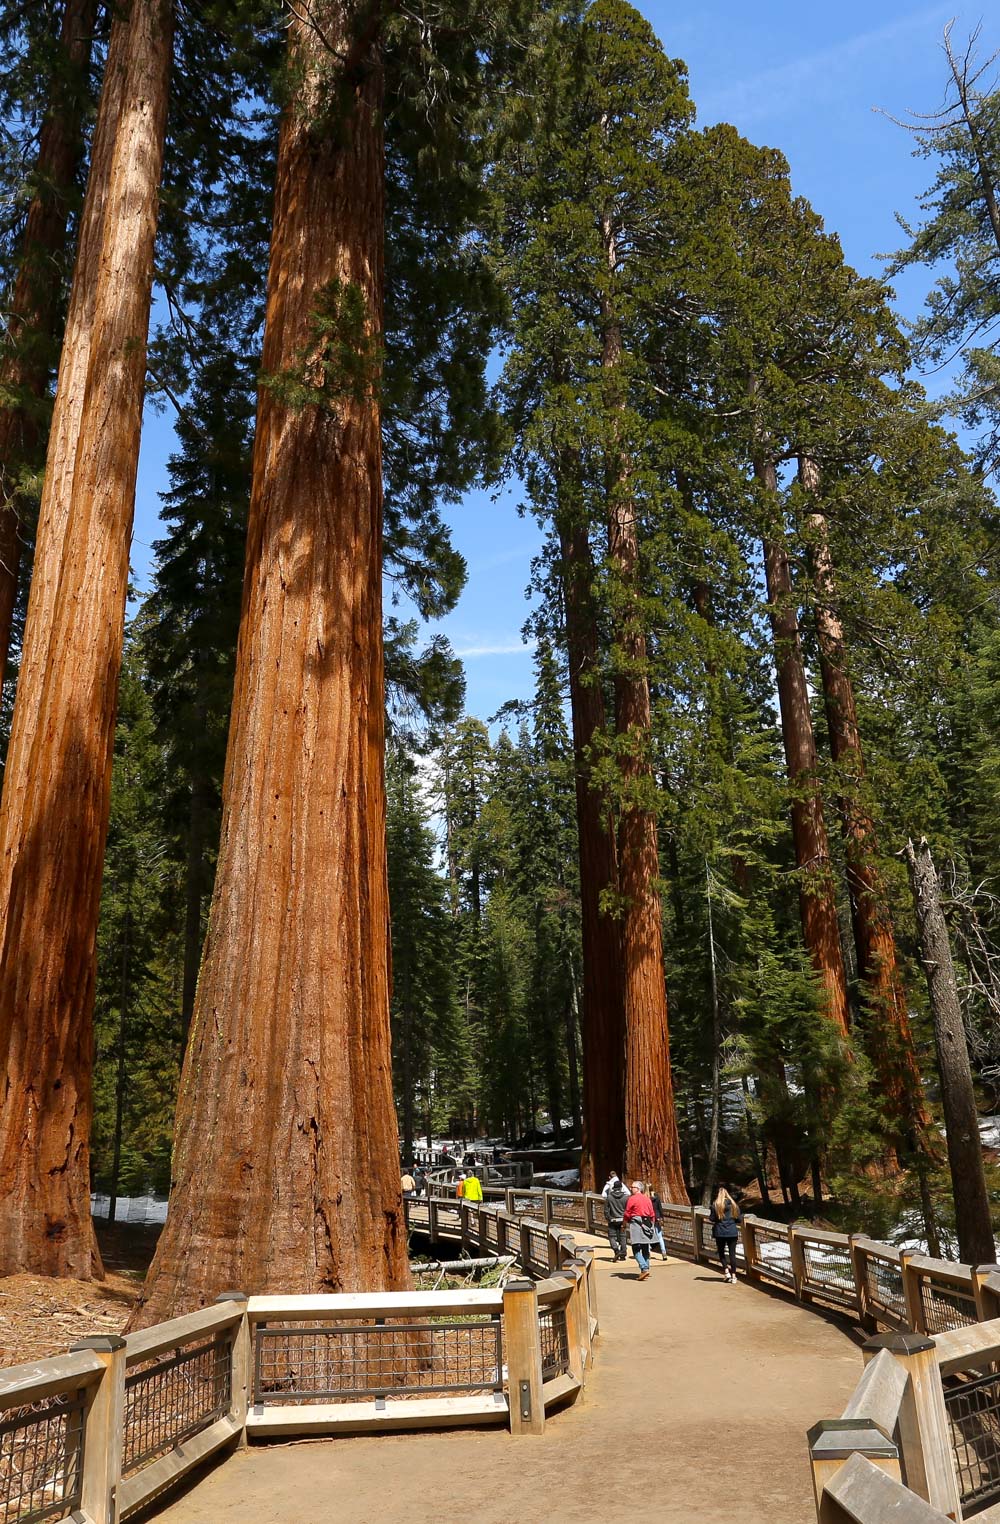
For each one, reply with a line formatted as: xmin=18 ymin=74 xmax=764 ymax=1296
xmin=0 ymin=1220 xmax=156 ymax=1365
xmin=154 ymin=1234 xmax=862 ymax=1524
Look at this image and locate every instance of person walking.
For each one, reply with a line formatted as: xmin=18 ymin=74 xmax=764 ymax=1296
xmin=456 ymin=1173 xmax=466 ymax=1199
xmin=650 ymin=1188 xmax=669 ymax=1260
xmin=624 ymin=1181 xmax=657 ymax=1280
xmin=401 ymin=1168 xmax=416 ymax=1198
xmin=463 ymin=1171 xmax=484 ymax=1203
xmin=710 ymin=1185 xmax=742 ymax=1282
xmin=604 ymin=1174 xmax=630 ymax=1262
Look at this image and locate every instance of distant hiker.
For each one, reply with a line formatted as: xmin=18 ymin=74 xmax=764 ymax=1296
xmin=463 ymin=1172 xmax=484 ymax=1203
xmin=413 ymin=1166 xmax=426 ymax=1195
xmin=602 ymin=1170 xmax=623 ymax=1197
xmin=650 ymin=1189 xmax=669 ymax=1260
xmin=604 ymin=1175 xmax=630 ymax=1262
xmin=456 ymin=1173 xmax=466 ymax=1198
xmin=710 ymin=1185 xmax=742 ymax=1282
xmin=401 ymin=1169 xmax=416 ymax=1197
xmin=624 ymin=1181 xmax=657 ymax=1281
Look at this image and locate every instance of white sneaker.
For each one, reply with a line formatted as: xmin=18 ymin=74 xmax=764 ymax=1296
xmin=724 ymin=1268 xmax=732 ymax=1283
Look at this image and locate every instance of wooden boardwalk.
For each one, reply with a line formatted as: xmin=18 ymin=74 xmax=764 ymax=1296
xmin=154 ymin=1239 xmax=862 ymax=1524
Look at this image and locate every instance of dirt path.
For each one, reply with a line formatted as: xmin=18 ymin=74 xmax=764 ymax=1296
xmin=154 ymin=1244 xmax=861 ymax=1524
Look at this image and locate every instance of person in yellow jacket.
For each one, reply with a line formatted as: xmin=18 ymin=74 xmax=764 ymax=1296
xmin=463 ymin=1172 xmax=484 ymax=1203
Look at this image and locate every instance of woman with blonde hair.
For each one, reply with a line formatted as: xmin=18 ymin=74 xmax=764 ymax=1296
xmin=709 ymin=1185 xmax=741 ymax=1282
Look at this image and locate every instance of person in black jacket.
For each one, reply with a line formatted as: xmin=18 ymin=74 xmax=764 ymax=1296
xmin=709 ymin=1186 xmax=741 ymax=1282
xmin=650 ymin=1190 xmax=669 ymax=1260
xmin=603 ymin=1173 xmax=629 ymax=1261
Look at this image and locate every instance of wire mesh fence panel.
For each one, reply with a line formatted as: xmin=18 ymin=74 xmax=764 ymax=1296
xmin=0 ymin=1394 xmax=85 ymax=1524
xmin=946 ymin=1370 xmax=1000 ymax=1513
xmin=548 ymin=1196 xmax=587 ymax=1230
xmin=434 ymin=1205 xmax=462 ymax=1233
xmin=527 ymin=1226 xmax=550 ymax=1272
xmin=750 ymin=1225 xmax=794 ymax=1287
xmin=483 ymin=1213 xmax=500 ymax=1249
xmin=920 ymin=1278 xmax=979 ymax=1335
xmin=253 ymin=1319 xmax=503 ymax=1405
xmin=802 ymin=1241 xmax=856 ymax=1304
xmin=123 ymin=1336 xmax=231 ymax=1476
xmin=864 ymin=1255 xmax=907 ymax=1326
xmin=538 ymin=1308 xmax=570 ymax=1382
xmin=660 ymin=1210 xmax=694 ymax=1254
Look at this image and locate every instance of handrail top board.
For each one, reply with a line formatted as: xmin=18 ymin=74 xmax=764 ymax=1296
xmin=125 ymin=1300 xmax=244 ymax=1366
xmin=0 ymin=1347 xmax=104 ymax=1409
xmin=934 ymin=1313 xmax=1000 ymax=1375
xmin=247 ymin=1289 xmax=505 ymax=1321
xmin=904 ymin=1252 xmax=974 ymax=1287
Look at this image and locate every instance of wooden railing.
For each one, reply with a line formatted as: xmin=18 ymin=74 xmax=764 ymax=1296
xmin=418 ymin=1185 xmax=1000 ymax=1521
xmin=0 ymin=1204 xmax=596 ymax=1524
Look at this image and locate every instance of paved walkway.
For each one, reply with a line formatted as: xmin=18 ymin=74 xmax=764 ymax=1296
xmin=155 ymin=1243 xmax=861 ymax=1524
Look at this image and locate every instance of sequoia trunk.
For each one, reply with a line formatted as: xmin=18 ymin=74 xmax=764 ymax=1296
xmin=756 ymin=457 xmax=850 ymax=1039
xmin=904 ymin=839 xmax=994 ymax=1265
xmin=601 ymin=220 xmax=686 ymax=1202
xmin=557 ymin=494 xmax=626 ymax=1188
xmin=799 ymin=457 xmax=926 ymax=1141
xmin=135 ymin=5 xmax=409 ymax=1322
xmin=0 ymin=0 xmax=97 ymax=688
xmin=0 ymin=0 xmax=173 ymax=1278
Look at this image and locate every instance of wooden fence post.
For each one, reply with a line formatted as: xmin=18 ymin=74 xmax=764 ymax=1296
xmin=972 ymin=1264 xmax=1000 ymax=1323
xmin=543 ymin=1191 xmax=554 ymax=1226
xmin=556 ymin=1270 xmax=586 ymax=1391
xmin=740 ymin=1215 xmax=760 ymax=1284
xmin=503 ymin=1279 xmax=545 ymax=1435
xmin=900 ymin=1251 xmax=926 ymax=1334
xmin=862 ymin=1332 xmax=961 ymax=1519
xmin=789 ymin=1225 xmax=811 ymax=1303
xmin=70 ymin=1335 xmax=126 ymax=1524
xmin=691 ymin=1207 xmax=703 ymax=1264
xmin=849 ymin=1238 xmax=876 ymax=1333
xmin=519 ymin=1219 xmax=534 ymax=1275
xmin=428 ymin=1197 xmax=439 ymax=1242
xmin=506 ymin=1187 xmax=517 ymax=1217
xmin=568 ymin=1256 xmax=594 ymax=1368
xmin=214 ymin=1293 xmax=250 ymax=1449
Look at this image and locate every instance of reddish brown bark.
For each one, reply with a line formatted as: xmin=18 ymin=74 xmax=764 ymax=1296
xmin=0 ymin=0 xmax=173 ymax=1279
xmin=0 ymin=0 xmax=97 ymax=688
xmin=557 ymin=494 xmax=626 ymax=1189
xmin=601 ymin=216 xmax=686 ymax=1204
xmin=135 ymin=5 xmax=410 ymax=1323
xmin=799 ymin=457 xmax=927 ymax=1138
xmin=756 ymin=457 xmax=850 ymax=1040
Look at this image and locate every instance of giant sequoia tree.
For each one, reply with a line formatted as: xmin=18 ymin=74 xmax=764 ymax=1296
xmin=138 ymin=0 xmax=527 ymax=1319
xmin=0 ymin=0 xmax=97 ymax=689
xmin=495 ymin=0 xmax=689 ymax=1197
xmin=0 ymin=0 xmax=173 ymax=1279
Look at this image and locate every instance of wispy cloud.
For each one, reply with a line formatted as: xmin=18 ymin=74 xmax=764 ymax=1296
xmin=452 ymin=641 xmax=532 ymax=659
xmin=697 ymin=5 xmax=951 ymax=128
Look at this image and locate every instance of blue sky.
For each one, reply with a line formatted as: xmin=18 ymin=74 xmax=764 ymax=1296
xmin=130 ymin=1 xmax=966 ymax=721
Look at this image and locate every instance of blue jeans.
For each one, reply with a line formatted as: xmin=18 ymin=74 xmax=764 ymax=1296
xmin=632 ymin=1244 xmax=650 ymax=1272
xmin=654 ymin=1228 xmax=666 ymax=1257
